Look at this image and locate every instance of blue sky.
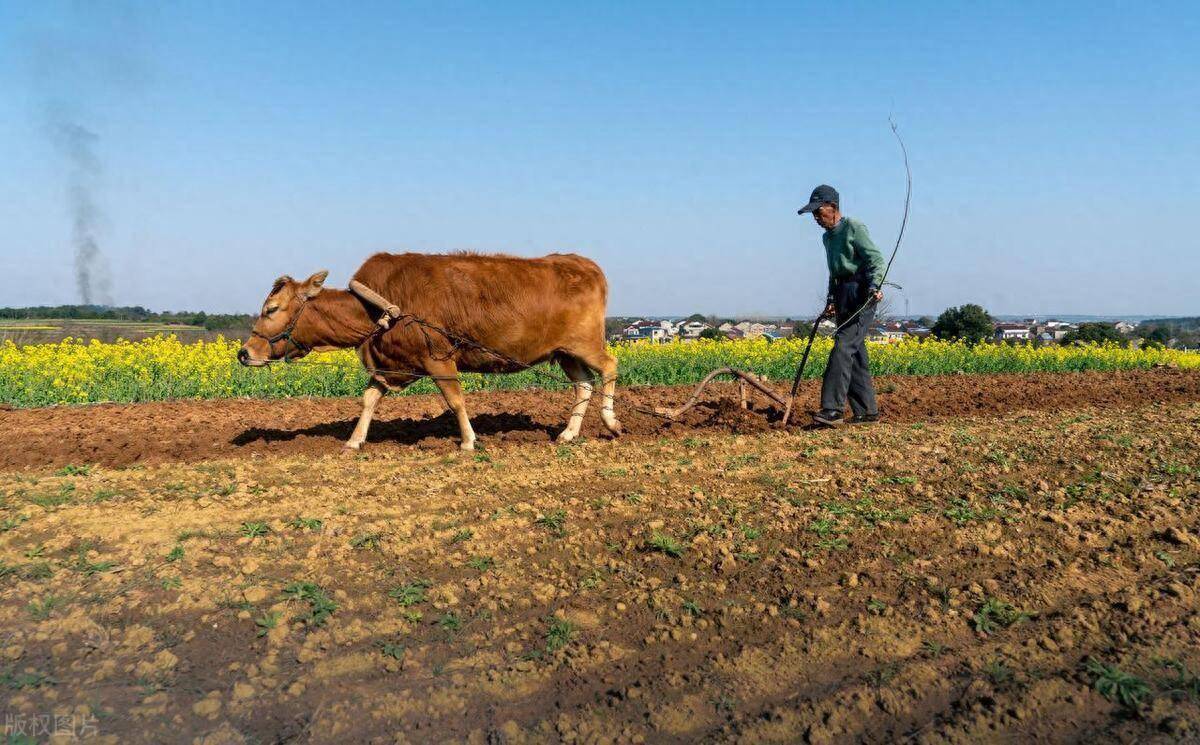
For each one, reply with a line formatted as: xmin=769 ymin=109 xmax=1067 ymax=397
xmin=1 ymin=1 xmax=1197 ymax=317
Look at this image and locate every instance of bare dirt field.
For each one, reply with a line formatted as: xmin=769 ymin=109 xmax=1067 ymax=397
xmin=2 ymin=368 xmax=1200 ymax=470
xmin=2 ymin=370 xmax=1199 ymax=743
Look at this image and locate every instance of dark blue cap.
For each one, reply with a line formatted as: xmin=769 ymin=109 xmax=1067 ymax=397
xmin=797 ymin=184 xmax=839 ymax=215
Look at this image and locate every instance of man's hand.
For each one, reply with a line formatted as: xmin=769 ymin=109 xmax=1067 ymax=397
xmin=871 ymin=289 xmax=884 ymax=303
xmin=823 ymin=301 xmax=836 ymax=318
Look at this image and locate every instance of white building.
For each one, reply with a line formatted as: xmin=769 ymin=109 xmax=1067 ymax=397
xmin=679 ymin=321 xmax=711 ymax=338
xmin=734 ymin=321 xmax=772 ymax=338
xmin=994 ymin=323 xmax=1032 ymax=341
xmin=623 ymin=321 xmax=669 ymax=342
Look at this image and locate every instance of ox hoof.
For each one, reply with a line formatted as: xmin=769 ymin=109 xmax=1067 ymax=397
xmin=556 ymin=432 xmax=577 ymax=445
xmin=459 ymin=441 xmax=476 ymax=452
xmin=341 ymin=444 xmax=361 ymax=456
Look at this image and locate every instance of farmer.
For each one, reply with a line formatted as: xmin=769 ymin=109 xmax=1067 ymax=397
xmin=797 ymin=184 xmax=884 ymax=426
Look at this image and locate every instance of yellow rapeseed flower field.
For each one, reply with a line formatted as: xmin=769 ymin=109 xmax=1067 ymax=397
xmin=0 ymin=335 xmax=1195 ymax=407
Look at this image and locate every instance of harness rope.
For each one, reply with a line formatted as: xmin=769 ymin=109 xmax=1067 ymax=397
xmin=253 ymin=298 xmax=813 ymax=425
xmin=252 ymin=287 xmax=640 ymax=421
xmin=250 ymin=121 xmax=910 ymax=427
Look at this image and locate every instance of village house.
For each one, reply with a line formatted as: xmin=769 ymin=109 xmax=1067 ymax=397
xmin=900 ymin=322 xmax=931 ymax=337
xmin=993 ymin=323 xmax=1033 ymax=341
xmin=1028 ymin=320 xmax=1076 ymax=342
xmin=732 ymin=321 xmax=782 ymax=338
xmin=868 ymin=327 xmax=907 ymax=343
xmin=623 ymin=320 xmax=669 ymax=342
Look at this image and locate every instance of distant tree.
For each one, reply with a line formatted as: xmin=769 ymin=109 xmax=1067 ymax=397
xmin=1139 ymin=316 xmax=1200 ymax=331
xmin=1061 ymin=323 xmax=1124 ymax=346
xmin=685 ymin=313 xmax=707 ymax=323
xmin=0 ymin=304 xmax=231 ymax=324
xmin=791 ymin=321 xmax=814 ymax=339
xmin=931 ymin=304 xmax=993 ymax=344
xmin=917 ymin=315 xmax=934 ymax=328
xmin=202 ymin=314 xmax=252 ymax=331
xmin=1141 ymin=326 xmax=1172 ymax=345
xmin=698 ymin=328 xmax=723 ymax=340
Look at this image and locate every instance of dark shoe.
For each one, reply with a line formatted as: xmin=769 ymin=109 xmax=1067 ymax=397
xmin=811 ymin=409 xmax=845 ymax=427
xmin=849 ymin=413 xmax=880 ymax=425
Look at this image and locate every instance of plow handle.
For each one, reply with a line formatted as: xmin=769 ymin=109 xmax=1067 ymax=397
xmin=782 ymin=312 xmax=825 ymax=426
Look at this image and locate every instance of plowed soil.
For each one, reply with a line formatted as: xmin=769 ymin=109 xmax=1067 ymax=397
xmin=2 ymin=370 xmax=1199 ymax=743
xmin=2 ymin=368 xmax=1199 ymax=469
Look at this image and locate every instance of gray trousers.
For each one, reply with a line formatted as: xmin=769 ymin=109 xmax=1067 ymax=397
xmin=819 ymin=297 xmax=878 ymax=417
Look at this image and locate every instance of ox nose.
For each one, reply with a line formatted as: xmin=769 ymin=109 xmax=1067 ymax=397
xmin=237 ymin=348 xmax=250 ymax=366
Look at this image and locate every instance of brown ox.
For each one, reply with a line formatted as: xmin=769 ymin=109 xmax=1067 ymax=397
xmin=238 ymin=252 xmax=622 ymax=450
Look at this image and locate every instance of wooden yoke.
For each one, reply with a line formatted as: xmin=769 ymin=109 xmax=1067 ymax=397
xmin=349 ymin=280 xmax=403 ymax=331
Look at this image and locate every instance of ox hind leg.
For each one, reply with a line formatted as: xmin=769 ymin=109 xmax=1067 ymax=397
xmin=556 ymin=356 xmax=595 ymax=444
xmin=427 ymin=362 xmax=476 ymax=451
xmin=560 ymin=348 xmax=622 ymax=437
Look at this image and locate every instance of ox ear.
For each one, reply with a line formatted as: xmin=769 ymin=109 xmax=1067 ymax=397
xmin=269 ymin=275 xmax=294 ymax=297
xmin=300 ymin=270 xmax=329 ymax=299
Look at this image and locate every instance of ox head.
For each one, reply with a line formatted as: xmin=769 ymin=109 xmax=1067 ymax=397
xmin=238 ymin=270 xmax=328 ymax=366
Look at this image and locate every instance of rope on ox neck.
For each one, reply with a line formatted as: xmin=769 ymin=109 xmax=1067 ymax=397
xmin=258 ymin=281 xmax=791 ymax=425
xmin=259 ymin=280 xmax=678 ymax=421
xmin=249 ymin=296 xmax=312 ymax=360
xmin=347 ymin=280 xmax=615 ymax=388
xmin=261 ymin=279 xmax=623 ymax=394
xmin=349 ymin=279 xmax=545 ymax=370
xmin=255 ymin=356 xmax=463 ymax=382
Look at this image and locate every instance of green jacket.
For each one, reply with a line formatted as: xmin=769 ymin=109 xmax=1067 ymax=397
xmin=823 ymin=217 xmax=885 ymax=301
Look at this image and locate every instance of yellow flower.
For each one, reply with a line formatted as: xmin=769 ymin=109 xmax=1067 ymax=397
xmin=0 ymin=334 xmax=1196 ymax=407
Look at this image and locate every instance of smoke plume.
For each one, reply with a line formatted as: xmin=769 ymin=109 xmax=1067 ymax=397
xmin=30 ymin=2 xmax=146 ymax=307
xmin=45 ymin=113 xmax=111 ymax=306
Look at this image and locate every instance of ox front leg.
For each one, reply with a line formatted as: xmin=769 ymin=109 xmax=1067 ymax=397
xmin=431 ymin=374 xmax=476 ymax=451
xmin=345 ymin=379 xmax=387 ymax=451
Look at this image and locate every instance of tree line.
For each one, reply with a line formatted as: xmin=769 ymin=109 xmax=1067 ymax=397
xmin=929 ymin=304 xmax=1195 ymax=348
xmin=0 ymin=306 xmax=253 ymax=331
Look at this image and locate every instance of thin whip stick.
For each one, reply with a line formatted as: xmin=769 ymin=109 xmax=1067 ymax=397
xmin=781 ymin=117 xmax=912 ymax=424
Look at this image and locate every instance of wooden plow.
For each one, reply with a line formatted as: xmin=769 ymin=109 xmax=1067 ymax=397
xmin=652 ymin=367 xmax=790 ymax=421
xmin=655 ymin=119 xmax=911 ymax=428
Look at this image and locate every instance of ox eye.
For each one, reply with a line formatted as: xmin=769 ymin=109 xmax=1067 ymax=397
xmin=264 ymin=306 xmax=279 ymax=315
